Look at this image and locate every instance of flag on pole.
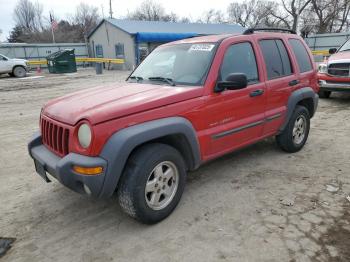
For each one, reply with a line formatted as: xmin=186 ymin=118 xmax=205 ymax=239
xmin=50 ymin=13 xmax=58 ymax=31
xmin=49 ymin=12 xmax=57 ymax=43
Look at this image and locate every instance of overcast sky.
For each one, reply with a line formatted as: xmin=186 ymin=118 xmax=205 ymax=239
xmin=0 ymin=0 xmax=237 ymax=41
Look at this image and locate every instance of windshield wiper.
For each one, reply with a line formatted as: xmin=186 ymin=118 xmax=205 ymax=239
xmin=129 ymin=75 xmax=144 ymax=82
xmin=148 ymin=77 xmax=176 ymax=86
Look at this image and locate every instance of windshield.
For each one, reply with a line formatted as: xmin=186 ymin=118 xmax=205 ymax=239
xmin=0 ymin=54 xmax=9 ymax=60
xmin=338 ymin=39 xmax=350 ymax=52
xmin=129 ymin=43 xmax=216 ymax=86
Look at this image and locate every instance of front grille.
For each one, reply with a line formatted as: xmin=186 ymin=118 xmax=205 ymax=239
xmin=41 ymin=116 xmax=69 ymax=156
xmin=328 ymin=63 xmax=350 ymax=77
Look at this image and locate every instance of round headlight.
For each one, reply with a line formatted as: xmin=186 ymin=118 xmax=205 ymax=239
xmin=78 ymin=124 xmax=92 ymax=149
xmin=318 ymin=63 xmax=328 ymax=74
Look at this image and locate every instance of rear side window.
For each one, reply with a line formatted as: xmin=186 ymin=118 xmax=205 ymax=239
xmin=276 ymin=40 xmax=292 ymax=75
xmin=220 ymin=42 xmax=259 ymax=84
xmin=288 ymin=39 xmax=313 ymax=73
xmin=259 ymin=39 xmax=292 ymax=79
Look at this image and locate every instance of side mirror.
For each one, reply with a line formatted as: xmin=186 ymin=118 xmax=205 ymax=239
xmin=215 ymin=73 xmax=248 ymax=93
xmin=329 ymin=48 xmax=337 ymax=55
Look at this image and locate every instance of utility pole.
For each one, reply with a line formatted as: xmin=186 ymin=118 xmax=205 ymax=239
xmin=109 ymin=0 xmax=113 ymax=18
xmin=49 ymin=12 xmax=56 ymax=43
xmin=101 ymin=4 xmax=105 ymax=18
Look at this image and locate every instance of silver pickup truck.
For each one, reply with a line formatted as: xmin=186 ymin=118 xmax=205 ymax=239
xmin=0 ymin=54 xmax=28 ymax=77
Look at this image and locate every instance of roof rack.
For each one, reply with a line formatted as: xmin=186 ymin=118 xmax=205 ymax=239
xmin=243 ymin=28 xmax=296 ymax=35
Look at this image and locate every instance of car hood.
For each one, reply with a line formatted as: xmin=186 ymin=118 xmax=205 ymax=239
xmin=43 ymin=82 xmax=203 ymax=125
xmin=328 ymin=51 xmax=350 ymax=63
xmin=11 ymin=58 xmax=27 ymax=63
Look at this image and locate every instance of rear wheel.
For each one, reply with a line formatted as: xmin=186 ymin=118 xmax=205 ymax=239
xmin=117 ymin=143 xmax=187 ymax=224
xmin=276 ymin=105 xmax=310 ymax=153
xmin=319 ymin=90 xmax=331 ymax=98
xmin=13 ymin=66 xmax=26 ymax=78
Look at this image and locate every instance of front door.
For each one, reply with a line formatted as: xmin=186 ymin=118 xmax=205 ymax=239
xmin=0 ymin=55 xmax=11 ymax=73
xmin=204 ymin=41 xmax=266 ymax=159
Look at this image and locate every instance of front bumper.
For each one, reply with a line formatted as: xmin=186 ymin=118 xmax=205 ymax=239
xmin=28 ymin=132 xmax=108 ymax=197
xmin=318 ymin=74 xmax=350 ymax=92
xmin=319 ymin=80 xmax=350 ymax=92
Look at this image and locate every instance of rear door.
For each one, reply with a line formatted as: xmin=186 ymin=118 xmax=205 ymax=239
xmin=287 ymin=38 xmax=316 ymax=92
xmin=257 ymin=38 xmax=298 ymax=135
xmin=204 ymin=40 xmax=267 ymax=159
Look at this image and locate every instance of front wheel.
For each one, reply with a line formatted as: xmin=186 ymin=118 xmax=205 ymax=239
xmin=13 ymin=66 xmax=26 ymax=78
xmin=319 ymin=90 xmax=331 ymax=98
xmin=276 ymin=105 xmax=310 ymax=153
xmin=117 ymin=143 xmax=187 ymax=224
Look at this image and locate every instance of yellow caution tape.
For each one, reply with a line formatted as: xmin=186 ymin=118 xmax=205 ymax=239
xmin=27 ymin=57 xmax=125 ymax=65
xmin=311 ymin=50 xmax=330 ymax=56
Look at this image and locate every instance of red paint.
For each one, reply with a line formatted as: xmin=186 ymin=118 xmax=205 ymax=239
xmin=318 ymin=73 xmax=350 ymax=83
xmin=326 ymin=51 xmax=350 ymax=62
xmin=41 ymin=33 xmax=318 ymax=161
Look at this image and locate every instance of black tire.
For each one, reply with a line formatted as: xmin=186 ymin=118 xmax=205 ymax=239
xmin=276 ymin=105 xmax=310 ymax=153
xmin=13 ymin=66 xmax=26 ymax=78
xmin=319 ymin=90 xmax=331 ymax=98
xmin=117 ymin=143 xmax=187 ymax=224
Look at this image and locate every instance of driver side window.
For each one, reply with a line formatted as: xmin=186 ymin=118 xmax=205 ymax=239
xmin=220 ymin=42 xmax=259 ymax=84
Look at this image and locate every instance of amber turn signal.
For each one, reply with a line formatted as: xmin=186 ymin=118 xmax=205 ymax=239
xmin=73 ymin=165 xmax=103 ymax=175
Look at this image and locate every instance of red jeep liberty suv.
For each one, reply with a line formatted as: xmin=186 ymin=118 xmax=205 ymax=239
xmin=28 ymin=28 xmax=319 ymax=224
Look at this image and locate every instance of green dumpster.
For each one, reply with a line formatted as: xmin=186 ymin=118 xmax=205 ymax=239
xmin=47 ymin=49 xmax=77 ymax=73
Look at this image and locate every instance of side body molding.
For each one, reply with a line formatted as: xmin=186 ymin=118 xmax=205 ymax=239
xmin=98 ymin=117 xmax=201 ymax=198
xmin=280 ymin=87 xmax=319 ymax=132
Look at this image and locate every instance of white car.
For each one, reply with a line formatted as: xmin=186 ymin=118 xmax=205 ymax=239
xmin=0 ymin=54 xmax=28 ymax=78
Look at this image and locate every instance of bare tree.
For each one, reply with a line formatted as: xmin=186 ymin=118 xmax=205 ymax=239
xmin=298 ymin=7 xmax=317 ymax=37
xmin=266 ymin=0 xmax=350 ymax=34
xmin=128 ymin=0 xmax=176 ymax=21
xmin=163 ymin=12 xmax=179 ymax=22
xmin=278 ymin=0 xmax=312 ymax=32
xmin=334 ymin=0 xmax=350 ymax=32
xmin=72 ymin=3 xmax=100 ymax=42
xmin=199 ymin=9 xmax=225 ymax=23
xmin=53 ymin=20 xmax=84 ymax=43
xmin=13 ymin=0 xmax=43 ymax=32
xmin=311 ymin=0 xmax=344 ymax=33
xmin=128 ymin=0 xmax=164 ymax=21
xmin=10 ymin=1 xmax=100 ymax=43
xmin=261 ymin=12 xmax=290 ymax=28
xmin=178 ymin=17 xmax=191 ymax=23
xmin=8 ymin=25 xmax=25 ymax=42
xmin=227 ymin=0 xmax=277 ymax=27
xmin=11 ymin=0 xmax=46 ymax=43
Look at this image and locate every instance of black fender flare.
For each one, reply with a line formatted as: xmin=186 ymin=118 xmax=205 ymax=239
xmin=280 ymin=87 xmax=319 ymax=132
xmin=98 ymin=117 xmax=201 ymax=198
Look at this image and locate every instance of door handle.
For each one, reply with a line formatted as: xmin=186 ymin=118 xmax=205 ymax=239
xmin=250 ymin=89 xmax=264 ymax=97
xmin=289 ymin=79 xmax=300 ymax=86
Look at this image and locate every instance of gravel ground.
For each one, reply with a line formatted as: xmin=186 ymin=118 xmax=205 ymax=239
xmin=0 ymin=69 xmax=349 ymax=262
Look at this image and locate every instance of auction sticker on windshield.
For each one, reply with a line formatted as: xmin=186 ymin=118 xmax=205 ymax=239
xmin=189 ymin=44 xmax=215 ymax=52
